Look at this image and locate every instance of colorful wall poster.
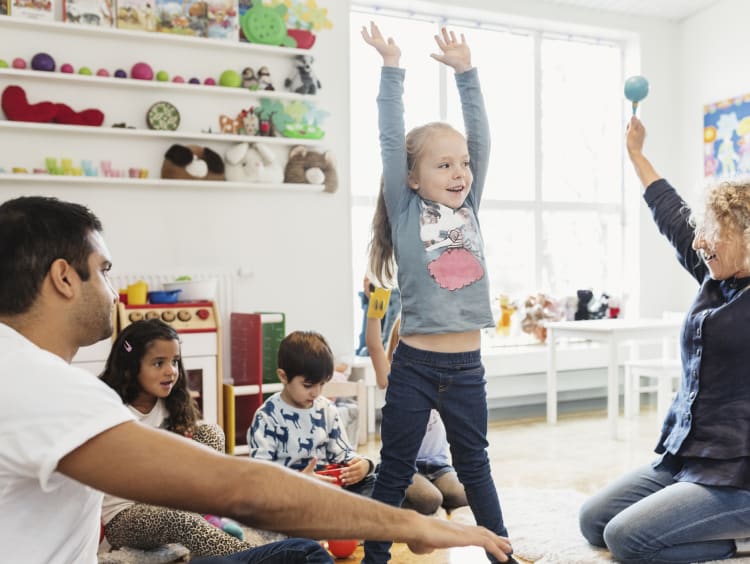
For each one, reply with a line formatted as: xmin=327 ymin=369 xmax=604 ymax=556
xmin=704 ymin=92 xmax=750 ymax=179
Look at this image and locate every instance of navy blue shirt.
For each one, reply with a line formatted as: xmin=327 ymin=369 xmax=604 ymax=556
xmin=646 ymin=179 xmax=750 ymax=489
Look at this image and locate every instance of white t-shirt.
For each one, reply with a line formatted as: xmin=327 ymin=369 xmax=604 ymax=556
xmin=101 ymin=399 xmax=169 ymax=524
xmin=0 ymin=323 xmax=134 ymax=564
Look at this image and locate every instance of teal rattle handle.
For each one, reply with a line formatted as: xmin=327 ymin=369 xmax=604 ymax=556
xmin=624 ymin=76 xmax=649 ymax=115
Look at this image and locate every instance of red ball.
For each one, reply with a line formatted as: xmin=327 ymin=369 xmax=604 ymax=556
xmin=12 ymin=58 xmax=26 ymax=69
xmin=130 ymin=62 xmax=154 ymax=80
xmin=204 ymin=77 xmax=216 ymax=85
xmin=327 ymin=539 xmax=358 ymax=558
xmin=60 ymin=63 xmax=74 ymax=73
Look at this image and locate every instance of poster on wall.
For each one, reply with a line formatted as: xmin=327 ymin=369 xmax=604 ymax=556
xmin=703 ymin=92 xmax=750 ymax=179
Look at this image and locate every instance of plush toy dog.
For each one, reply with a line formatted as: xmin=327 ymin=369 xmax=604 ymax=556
xmin=1 ymin=85 xmax=104 ymax=126
xmin=224 ymin=142 xmax=283 ymax=183
xmin=161 ymin=144 xmax=225 ymax=181
xmin=284 ymin=55 xmax=321 ymax=95
xmin=283 ymin=145 xmax=337 ymax=193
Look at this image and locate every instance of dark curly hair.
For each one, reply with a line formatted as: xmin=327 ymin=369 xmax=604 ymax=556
xmin=100 ymin=319 xmax=200 ymax=436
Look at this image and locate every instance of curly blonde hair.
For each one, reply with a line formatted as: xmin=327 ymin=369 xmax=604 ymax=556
xmin=691 ymin=179 xmax=750 ymax=271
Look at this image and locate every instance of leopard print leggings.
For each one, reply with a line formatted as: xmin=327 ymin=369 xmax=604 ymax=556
xmin=104 ymin=423 xmax=254 ymax=557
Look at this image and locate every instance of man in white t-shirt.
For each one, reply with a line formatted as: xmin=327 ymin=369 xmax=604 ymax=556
xmin=0 ymin=196 xmax=512 ymax=564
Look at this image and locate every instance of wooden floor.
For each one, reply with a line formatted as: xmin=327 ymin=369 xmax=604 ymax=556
xmin=332 ymin=407 xmax=659 ymax=563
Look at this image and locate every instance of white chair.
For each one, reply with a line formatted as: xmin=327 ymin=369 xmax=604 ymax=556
xmin=323 ymin=379 xmax=368 ymax=446
xmin=623 ymin=312 xmax=683 ymax=425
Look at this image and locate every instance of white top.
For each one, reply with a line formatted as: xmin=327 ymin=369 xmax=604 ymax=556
xmin=0 ymin=323 xmax=134 ymax=564
xmin=101 ymin=399 xmax=169 ymax=524
xmin=417 ymin=410 xmax=451 ymax=466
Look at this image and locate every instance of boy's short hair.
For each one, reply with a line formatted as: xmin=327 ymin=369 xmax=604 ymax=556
xmin=277 ymin=331 xmax=334 ymax=384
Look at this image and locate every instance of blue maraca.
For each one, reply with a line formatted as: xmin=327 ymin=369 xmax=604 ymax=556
xmin=624 ymin=75 xmax=649 ymax=115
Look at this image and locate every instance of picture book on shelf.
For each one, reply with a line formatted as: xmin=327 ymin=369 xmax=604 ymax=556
xmin=0 ymin=0 xmax=8 ymax=16
xmin=116 ymin=0 xmax=158 ymax=31
xmin=64 ymin=0 xmax=114 ymax=26
xmin=10 ymin=0 xmax=54 ymax=20
xmin=205 ymin=0 xmax=237 ymax=41
xmin=154 ymin=0 xmax=207 ymax=37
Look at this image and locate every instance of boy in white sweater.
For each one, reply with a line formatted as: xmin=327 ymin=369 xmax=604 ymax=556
xmin=248 ymin=331 xmax=376 ymax=496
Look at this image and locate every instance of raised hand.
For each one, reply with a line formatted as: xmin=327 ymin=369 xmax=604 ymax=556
xmin=430 ymin=27 xmax=472 ymax=74
xmin=361 ymin=21 xmax=401 ymax=67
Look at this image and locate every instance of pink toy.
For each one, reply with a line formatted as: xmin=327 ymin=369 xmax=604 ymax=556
xmin=12 ymin=58 xmax=26 ymax=69
xmin=31 ymin=53 xmax=55 ymax=72
xmin=130 ymin=62 xmax=154 ymax=80
xmin=172 ymin=76 xmax=185 ymax=83
xmin=96 ymin=69 xmax=110 ymax=77
xmin=204 ymin=77 xmax=216 ymax=85
xmin=60 ymin=63 xmax=74 ymax=73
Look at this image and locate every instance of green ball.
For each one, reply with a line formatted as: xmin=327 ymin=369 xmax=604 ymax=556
xmin=0 ymin=59 xmax=8 ymax=69
xmin=78 ymin=66 xmax=93 ymax=76
xmin=219 ymin=69 xmax=241 ymax=88
xmin=156 ymin=70 xmax=169 ymax=82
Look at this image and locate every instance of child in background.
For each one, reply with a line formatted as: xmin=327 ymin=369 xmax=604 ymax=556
xmin=99 ymin=318 xmax=254 ymax=557
xmin=365 ymin=286 xmax=468 ymax=516
xmin=248 ymin=330 xmax=376 ymax=496
xmin=361 ymin=22 xmax=515 ymax=563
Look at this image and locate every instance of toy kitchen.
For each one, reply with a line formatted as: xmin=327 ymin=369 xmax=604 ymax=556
xmin=72 ymin=276 xmax=224 ymax=427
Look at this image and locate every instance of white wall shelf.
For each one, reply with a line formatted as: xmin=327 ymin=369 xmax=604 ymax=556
xmin=0 ymin=120 xmax=325 ymax=147
xmin=0 ymin=68 xmax=317 ymax=103
xmin=0 ymin=173 xmax=325 ymax=192
xmin=0 ymin=15 xmax=316 ymax=56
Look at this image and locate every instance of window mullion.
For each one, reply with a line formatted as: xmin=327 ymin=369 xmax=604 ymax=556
xmin=533 ymin=30 xmax=544 ymax=291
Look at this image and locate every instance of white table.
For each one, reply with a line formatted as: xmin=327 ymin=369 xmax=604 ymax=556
xmin=546 ymin=318 xmax=682 ymax=438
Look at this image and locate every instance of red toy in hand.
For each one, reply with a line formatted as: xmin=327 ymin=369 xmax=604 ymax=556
xmin=2 ymin=85 xmax=104 ymax=126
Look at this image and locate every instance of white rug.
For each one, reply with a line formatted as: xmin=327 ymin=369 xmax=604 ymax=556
xmin=451 ymin=487 xmax=750 ymax=564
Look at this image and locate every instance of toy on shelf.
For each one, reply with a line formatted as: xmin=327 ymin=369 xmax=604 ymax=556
xmin=161 ymin=144 xmax=225 ymax=181
xmin=219 ymin=69 xmax=242 ymax=87
xmin=12 ymin=58 xmax=27 ymax=69
xmin=266 ymin=0 xmax=333 ymax=49
xmin=239 ymin=3 xmax=295 ymax=47
xmin=1 ymin=85 xmax=105 ymax=126
xmin=224 ymin=142 xmax=283 ymax=183
xmin=520 ymin=293 xmax=562 ymax=343
xmin=241 ymin=67 xmax=258 ymax=89
xmin=60 ymin=63 xmax=74 ymax=73
xmin=130 ymin=61 xmax=154 ymax=80
xmin=146 ymin=100 xmax=180 ymax=130
xmin=281 ymin=100 xmax=326 ymax=139
xmin=30 ymin=52 xmax=55 ymax=72
xmin=495 ymin=294 xmax=516 ymax=336
xmin=284 ymin=54 xmax=321 ymax=95
xmin=283 ymin=145 xmax=337 ymax=192
xmin=256 ymin=66 xmax=274 ymax=90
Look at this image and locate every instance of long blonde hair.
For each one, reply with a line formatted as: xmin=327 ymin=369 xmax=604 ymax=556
xmin=368 ymin=121 xmax=462 ymax=286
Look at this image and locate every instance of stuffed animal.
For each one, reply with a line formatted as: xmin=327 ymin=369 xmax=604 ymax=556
xmin=224 ymin=142 xmax=283 ymax=183
xmin=256 ymin=66 xmax=274 ymax=91
xmin=520 ymin=293 xmax=562 ymax=343
xmin=160 ymin=144 xmax=225 ymax=181
xmin=283 ymin=145 xmax=337 ymax=193
xmin=284 ymin=55 xmax=321 ymax=95
xmin=1 ymin=85 xmax=104 ymax=126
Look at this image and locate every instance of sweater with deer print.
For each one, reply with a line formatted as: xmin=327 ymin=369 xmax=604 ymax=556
xmin=248 ymin=392 xmax=371 ymax=472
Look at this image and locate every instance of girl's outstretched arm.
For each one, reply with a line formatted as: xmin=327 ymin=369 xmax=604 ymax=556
xmin=431 ymin=27 xmax=472 ymax=74
xmin=361 ymin=21 xmax=401 ymax=68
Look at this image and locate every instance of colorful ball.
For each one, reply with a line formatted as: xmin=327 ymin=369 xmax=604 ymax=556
xmin=30 ymin=52 xmax=55 ymax=72
xmin=12 ymin=58 xmax=27 ymax=69
xmin=156 ymin=70 xmax=169 ymax=82
xmin=114 ymin=69 xmax=127 ymax=78
xmin=0 ymin=59 xmax=8 ymax=69
xmin=172 ymin=76 xmax=185 ymax=83
xmin=327 ymin=539 xmax=358 ymax=558
xmin=624 ymin=75 xmax=649 ymax=103
xmin=78 ymin=66 xmax=93 ymax=76
xmin=60 ymin=63 xmax=74 ymax=73
xmin=219 ymin=69 xmax=241 ymax=88
xmin=131 ymin=62 xmax=154 ymax=80
xmin=204 ymin=77 xmax=216 ymax=85
xmin=96 ymin=68 xmax=110 ymax=77
xmin=188 ymin=77 xmax=200 ymax=84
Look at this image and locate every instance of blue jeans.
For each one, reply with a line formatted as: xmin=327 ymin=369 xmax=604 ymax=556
xmin=362 ymin=342 xmax=507 ymax=564
xmin=579 ymin=463 xmax=750 ymax=563
xmin=191 ymin=539 xmax=333 ymax=564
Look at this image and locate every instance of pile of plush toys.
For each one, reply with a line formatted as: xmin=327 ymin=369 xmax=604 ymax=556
xmin=160 ymin=142 xmax=338 ymax=192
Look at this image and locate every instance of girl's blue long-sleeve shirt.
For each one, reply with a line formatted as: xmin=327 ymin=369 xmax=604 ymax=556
xmin=645 ymin=178 xmax=750 ymax=488
xmin=377 ymin=66 xmax=494 ymax=336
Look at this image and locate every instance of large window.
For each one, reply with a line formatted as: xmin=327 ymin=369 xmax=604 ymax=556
xmin=350 ymin=7 xmax=625 ymax=343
